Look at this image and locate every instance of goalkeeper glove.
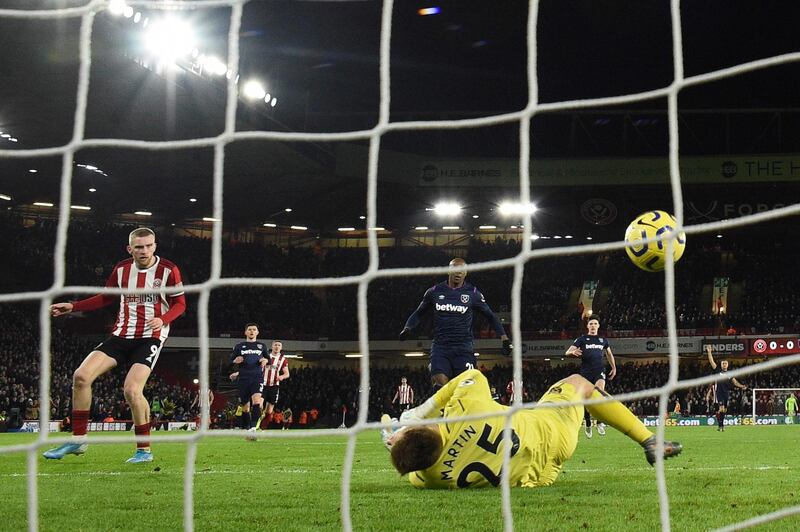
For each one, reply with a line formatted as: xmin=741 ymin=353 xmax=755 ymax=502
xmin=398 ymin=327 xmax=410 ymax=341
xmin=502 ymin=338 xmax=513 ymax=356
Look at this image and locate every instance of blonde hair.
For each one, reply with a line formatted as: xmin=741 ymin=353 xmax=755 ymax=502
xmin=128 ymin=227 xmax=156 ymax=245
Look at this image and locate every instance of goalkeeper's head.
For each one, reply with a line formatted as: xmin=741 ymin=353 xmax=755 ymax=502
xmin=389 ymin=426 xmax=443 ymax=475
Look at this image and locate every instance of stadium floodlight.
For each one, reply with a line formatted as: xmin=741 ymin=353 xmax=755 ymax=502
xmin=192 ymin=378 xmax=199 ymax=384
xmin=498 ymin=201 xmax=537 ymax=216
xmin=28 ymin=169 xmax=37 ymax=173
xmin=70 ymin=205 xmax=91 ymax=210
xmin=472 ymin=214 xmax=479 ymax=219
xmin=89 ymin=188 xmax=96 ymax=192
xmin=84 ymin=165 xmax=97 ymax=170
xmin=9 ymin=138 xmax=18 ymax=142
xmin=263 ymin=223 xmax=276 ymax=227
xmin=433 ymin=201 xmax=462 ymax=216
xmin=369 ymin=227 xmax=386 ymax=231
xmin=442 ymin=226 xmax=459 ymax=230
xmin=108 ymin=0 xmax=126 ymax=16
xmin=285 ymin=208 xmax=292 ymax=212
xmin=0 ymin=194 xmax=11 ymax=201
xmin=242 ymin=80 xmax=267 ymax=100
xmin=337 ymin=227 xmax=355 ymax=232
xmin=359 ymin=215 xmax=366 ymax=220
xmin=202 ymin=217 xmax=220 ymax=222
xmin=133 ymin=12 xmax=141 ymax=24
xmin=270 ymin=98 xmax=277 ymax=107
xmin=716 ymin=234 xmax=723 ymax=238
xmin=290 ymin=225 xmax=307 ymax=231
xmin=531 ymin=234 xmax=540 ymax=240
xmin=143 ymin=17 xmax=196 ymax=63
xmin=134 ymin=211 xmax=152 ymax=216
xmin=565 ymin=235 xmax=573 ymax=239
xmin=586 ymin=236 xmax=593 ymax=240
xmin=33 ymin=202 xmax=53 ymax=207
xmin=553 ymin=235 xmax=562 ymax=239
xmin=479 ymin=225 xmax=496 ymax=229
xmin=199 ymin=55 xmax=227 ymax=76
xmin=123 ymin=5 xmax=133 ymax=18
xmin=418 ymin=7 xmax=441 ymax=16
xmin=344 ymin=354 xmax=363 ymax=358
xmin=404 ymin=352 xmax=425 ymax=357
xmin=0 ymin=134 xmax=10 ymax=138
xmin=414 ymin=226 xmax=428 ymax=230
xmin=189 ymin=198 xmax=197 ymax=202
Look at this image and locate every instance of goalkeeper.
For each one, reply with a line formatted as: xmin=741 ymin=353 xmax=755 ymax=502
xmin=383 ymin=369 xmax=682 ymax=488
xmin=399 ymin=258 xmax=511 ymax=388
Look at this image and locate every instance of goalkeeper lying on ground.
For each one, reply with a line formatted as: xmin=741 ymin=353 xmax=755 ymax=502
xmin=382 ymin=369 xmax=681 ymax=488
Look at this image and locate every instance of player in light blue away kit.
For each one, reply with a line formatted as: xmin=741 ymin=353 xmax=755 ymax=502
xmin=566 ymin=317 xmax=617 ymax=438
xmin=228 ymin=323 xmax=268 ymax=435
xmin=399 ymin=258 xmax=511 ymax=388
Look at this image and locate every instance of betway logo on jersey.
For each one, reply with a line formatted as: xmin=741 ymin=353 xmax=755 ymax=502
xmin=585 ymin=343 xmax=605 ymax=350
xmin=435 ymin=302 xmax=469 ymax=314
xmin=240 ymin=349 xmax=263 ymax=355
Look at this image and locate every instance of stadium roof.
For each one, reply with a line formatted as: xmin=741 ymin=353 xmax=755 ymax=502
xmin=1 ymin=1 xmax=800 ymax=231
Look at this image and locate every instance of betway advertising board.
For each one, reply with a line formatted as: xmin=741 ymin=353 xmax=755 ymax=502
xmin=519 ymin=337 xmax=703 ymax=356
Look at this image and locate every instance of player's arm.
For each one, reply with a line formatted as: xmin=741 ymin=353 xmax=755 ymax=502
xmin=731 ymin=378 xmax=747 ymax=390
xmin=566 ymin=338 xmax=583 ymax=357
xmin=706 ymin=344 xmax=717 ymax=370
xmin=278 ymin=362 xmax=290 ymax=382
xmin=391 ymin=389 xmax=399 ymax=404
xmin=230 ymin=344 xmax=243 ymax=366
xmin=604 ymin=345 xmax=617 ymax=380
xmin=229 ymin=371 xmax=239 ymax=381
xmin=472 ymin=290 xmax=511 ymax=354
xmin=399 ymin=288 xmax=433 ymax=339
xmin=409 ymin=387 xmax=414 ymax=404
xmin=401 ymin=369 xmax=489 ymax=423
xmin=52 ymin=268 xmax=120 ymax=316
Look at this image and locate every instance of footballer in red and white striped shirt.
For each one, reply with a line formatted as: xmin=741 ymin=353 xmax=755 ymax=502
xmin=257 ymin=340 xmax=290 ymax=428
xmin=44 ymin=228 xmax=186 ymax=464
xmin=392 ymin=377 xmax=415 ymax=412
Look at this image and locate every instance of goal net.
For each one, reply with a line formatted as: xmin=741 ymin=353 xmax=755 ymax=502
xmin=2 ymin=1 xmax=800 ymax=532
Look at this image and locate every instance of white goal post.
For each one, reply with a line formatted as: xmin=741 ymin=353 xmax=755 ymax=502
xmin=751 ymin=388 xmax=800 ymax=422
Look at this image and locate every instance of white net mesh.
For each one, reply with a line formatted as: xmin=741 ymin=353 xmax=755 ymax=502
xmin=2 ymin=1 xmax=800 ymax=531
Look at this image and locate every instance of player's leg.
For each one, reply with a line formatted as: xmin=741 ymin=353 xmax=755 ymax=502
xmin=429 ymin=345 xmax=452 ymax=390
xmin=124 ymin=363 xmax=155 ymax=463
xmin=566 ymin=374 xmax=682 ymax=465
xmin=718 ymin=403 xmax=727 ymax=431
xmin=44 ymin=349 xmax=118 ymax=459
xmin=248 ymin=390 xmax=262 ymax=432
xmin=594 ymin=377 xmax=607 ymax=435
xmin=237 ymin=382 xmax=252 ymax=430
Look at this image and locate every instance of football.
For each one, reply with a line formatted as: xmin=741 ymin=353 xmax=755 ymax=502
xmin=624 ymin=210 xmax=686 ymax=271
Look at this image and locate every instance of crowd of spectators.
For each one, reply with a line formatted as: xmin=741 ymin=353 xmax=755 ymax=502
xmin=3 ymin=215 xmax=799 ymax=340
xmin=0 ymin=305 xmax=200 ymax=428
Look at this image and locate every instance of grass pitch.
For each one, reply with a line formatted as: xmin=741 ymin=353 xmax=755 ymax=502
xmin=1 ymin=426 xmax=799 ymax=531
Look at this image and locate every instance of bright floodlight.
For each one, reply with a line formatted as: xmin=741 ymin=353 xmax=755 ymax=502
xmin=144 ymin=18 xmax=196 ymax=62
xmin=108 ymin=0 xmax=126 ymax=16
xmin=200 ymin=55 xmax=227 ymax=76
xmin=243 ymin=80 xmax=267 ymax=100
xmin=270 ymin=98 xmax=277 ymax=107
xmin=433 ymin=202 xmax=462 ymax=216
xmin=498 ymin=201 xmax=537 ymax=216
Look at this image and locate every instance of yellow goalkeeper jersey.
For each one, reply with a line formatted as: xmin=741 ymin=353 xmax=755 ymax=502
xmin=408 ymin=370 xmax=583 ymax=489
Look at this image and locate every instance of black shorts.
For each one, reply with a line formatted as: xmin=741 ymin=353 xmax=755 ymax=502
xmin=262 ymin=385 xmax=280 ymax=406
xmin=94 ymin=336 xmax=164 ymax=370
xmin=430 ymin=344 xmax=476 ymax=378
xmin=238 ymin=378 xmax=263 ymax=404
xmin=398 ymin=403 xmax=411 ymax=411
xmin=580 ymin=367 xmax=606 ymax=384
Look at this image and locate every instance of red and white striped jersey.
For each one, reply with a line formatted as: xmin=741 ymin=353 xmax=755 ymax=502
xmin=107 ymin=256 xmax=184 ymax=340
xmin=395 ymin=383 xmax=414 ymax=405
xmin=263 ymin=352 xmax=288 ymax=386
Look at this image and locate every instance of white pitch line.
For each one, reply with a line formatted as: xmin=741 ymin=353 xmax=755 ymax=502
xmin=1 ymin=464 xmax=790 ymax=480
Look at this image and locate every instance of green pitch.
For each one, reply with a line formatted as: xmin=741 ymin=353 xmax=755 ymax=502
xmin=1 ymin=426 xmax=798 ymax=531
